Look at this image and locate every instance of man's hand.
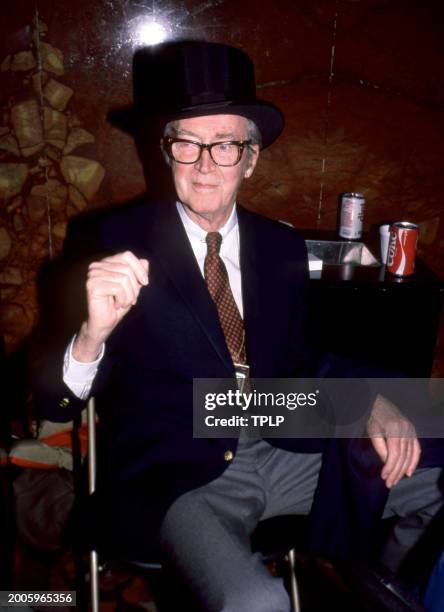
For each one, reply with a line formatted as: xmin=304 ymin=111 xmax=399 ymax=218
xmin=367 ymin=393 xmax=421 ymax=488
xmin=73 ymin=251 xmax=149 ymax=362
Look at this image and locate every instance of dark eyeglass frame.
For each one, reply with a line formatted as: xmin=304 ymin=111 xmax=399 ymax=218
xmin=162 ymin=137 xmax=252 ymax=166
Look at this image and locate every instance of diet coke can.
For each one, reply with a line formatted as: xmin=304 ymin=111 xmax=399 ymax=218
xmin=339 ymin=193 xmax=365 ymax=240
xmin=386 ymin=221 xmax=419 ymax=276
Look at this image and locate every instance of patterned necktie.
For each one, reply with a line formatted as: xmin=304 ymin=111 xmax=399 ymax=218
xmin=204 ymin=232 xmax=246 ymax=365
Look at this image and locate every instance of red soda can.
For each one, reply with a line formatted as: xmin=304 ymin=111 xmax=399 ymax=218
xmin=386 ymin=221 xmax=419 ymax=276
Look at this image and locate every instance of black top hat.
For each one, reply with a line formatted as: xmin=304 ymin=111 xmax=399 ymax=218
xmin=109 ymin=41 xmax=284 ymax=149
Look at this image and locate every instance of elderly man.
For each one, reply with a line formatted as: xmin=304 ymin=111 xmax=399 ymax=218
xmin=35 ymin=42 xmax=443 ymax=611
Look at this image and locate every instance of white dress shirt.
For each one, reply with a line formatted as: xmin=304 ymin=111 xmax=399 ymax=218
xmin=63 ymin=202 xmax=243 ymax=399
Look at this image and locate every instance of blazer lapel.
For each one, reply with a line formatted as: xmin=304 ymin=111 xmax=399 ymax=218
xmin=148 ymin=201 xmax=233 ymax=371
xmin=237 ymin=205 xmax=263 ymax=372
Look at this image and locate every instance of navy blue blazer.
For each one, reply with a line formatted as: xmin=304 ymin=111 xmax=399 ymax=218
xmin=33 ymin=199 xmax=443 ymax=561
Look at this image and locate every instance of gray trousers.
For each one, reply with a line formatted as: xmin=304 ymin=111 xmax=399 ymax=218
xmin=159 ymin=437 xmax=443 ymax=612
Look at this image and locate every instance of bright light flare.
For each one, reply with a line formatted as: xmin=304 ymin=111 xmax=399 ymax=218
xmin=133 ymin=20 xmax=168 ymax=46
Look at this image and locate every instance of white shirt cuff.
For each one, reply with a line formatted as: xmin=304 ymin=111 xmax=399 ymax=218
xmin=62 ymin=336 xmax=105 ymax=400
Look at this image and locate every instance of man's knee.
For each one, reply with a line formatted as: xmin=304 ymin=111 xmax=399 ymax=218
xmin=380 ymin=467 xmax=444 ymax=573
xmin=221 ymin=575 xmax=291 ymax=612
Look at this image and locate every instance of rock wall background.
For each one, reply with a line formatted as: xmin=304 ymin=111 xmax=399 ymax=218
xmin=1 ymin=0 xmax=443 ymax=374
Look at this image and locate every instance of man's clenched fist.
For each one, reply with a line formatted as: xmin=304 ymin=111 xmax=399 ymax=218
xmin=73 ymin=251 xmax=149 ymax=362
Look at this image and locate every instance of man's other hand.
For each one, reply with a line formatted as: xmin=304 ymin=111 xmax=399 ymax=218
xmin=367 ymin=393 xmax=421 ymax=488
xmin=73 ymin=251 xmax=149 ymax=362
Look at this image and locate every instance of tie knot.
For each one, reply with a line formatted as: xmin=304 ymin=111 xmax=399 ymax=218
xmin=206 ymin=232 xmax=222 ymax=256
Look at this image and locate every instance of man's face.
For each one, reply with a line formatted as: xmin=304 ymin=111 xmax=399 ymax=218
xmin=170 ymin=114 xmax=259 ymax=230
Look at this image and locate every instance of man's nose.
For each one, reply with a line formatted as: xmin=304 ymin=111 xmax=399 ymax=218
xmin=195 ymin=147 xmax=216 ymax=173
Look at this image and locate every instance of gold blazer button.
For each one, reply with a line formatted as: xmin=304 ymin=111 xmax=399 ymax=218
xmin=59 ymin=397 xmax=70 ymax=408
xmin=224 ymin=450 xmax=234 ymax=462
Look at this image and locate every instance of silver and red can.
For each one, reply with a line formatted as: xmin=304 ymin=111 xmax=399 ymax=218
xmin=386 ymin=221 xmax=419 ymax=276
xmin=339 ymin=193 xmax=365 ymax=240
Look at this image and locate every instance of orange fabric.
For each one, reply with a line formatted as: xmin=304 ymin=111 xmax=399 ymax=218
xmin=9 ymin=456 xmax=60 ymax=470
xmin=40 ymin=423 xmax=88 ymax=456
xmin=8 ymin=423 xmax=88 ymax=470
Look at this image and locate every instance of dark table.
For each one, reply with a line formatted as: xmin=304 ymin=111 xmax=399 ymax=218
xmin=304 ymin=230 xmax=444 ymax=377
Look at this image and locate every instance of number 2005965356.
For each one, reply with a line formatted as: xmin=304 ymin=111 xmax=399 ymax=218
xmin=0 ymin=592 xmax=76 ymax=606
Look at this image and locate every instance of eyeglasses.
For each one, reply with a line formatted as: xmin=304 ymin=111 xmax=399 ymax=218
xmin=162 ymin=137 xmax=252 ymax=167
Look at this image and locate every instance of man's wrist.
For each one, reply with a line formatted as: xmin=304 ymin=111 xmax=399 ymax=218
xmin=72 ymin=323 xmax=105 ymax=362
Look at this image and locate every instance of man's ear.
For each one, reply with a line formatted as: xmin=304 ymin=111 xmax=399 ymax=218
xmin=244 ymin=145 xmax=260 ymax=178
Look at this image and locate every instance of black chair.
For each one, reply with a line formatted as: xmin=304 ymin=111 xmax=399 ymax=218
xmin=86 ymin=398 xmax=301 ymax=611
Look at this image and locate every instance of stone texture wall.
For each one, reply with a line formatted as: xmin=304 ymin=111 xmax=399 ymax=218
xmin=1 ymin=0 xmax=443 ymax=372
